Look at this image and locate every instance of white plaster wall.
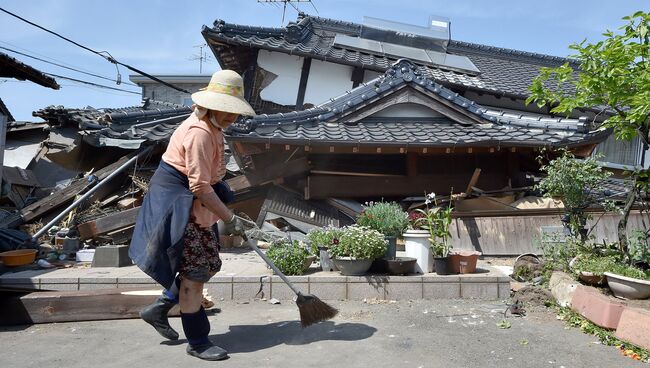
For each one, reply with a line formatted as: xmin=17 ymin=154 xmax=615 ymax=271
xmin=143 ymin=83 xmax=205 ymax=106
xmin=370 ymin=103 xmax=443 ymax=118
xmin=257 ymin=50 xmax=303 ymax=106
xmin=363 ymin=70 xmax=382 ymax=83
xmin=303 ymin=59 xmax=354 ymax=106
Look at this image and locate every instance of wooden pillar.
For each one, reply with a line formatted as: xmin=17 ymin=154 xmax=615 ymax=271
xmin=351 ymin=66 xmax=364 ymax=88
xmin=406 ymin=152 xmax=418 ymax=177
xmin=244 ymin=49 xmax=259 ymax=101
xmin=295 ymin=57 xmax=312 ymax=110
xmin=0 ymin=115 xmax=6 ymax=190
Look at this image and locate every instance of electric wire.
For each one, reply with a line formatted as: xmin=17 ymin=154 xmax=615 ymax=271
xmin=0 ymin=6 xmax=190 ymax=94
xmin=0 ymin=45 xmax=138 ymax=87
xmin=43 ymin=72 xmax=141 ymax=95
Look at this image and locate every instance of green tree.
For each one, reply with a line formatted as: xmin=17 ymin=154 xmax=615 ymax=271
xmin=527 ymin=11 xmax=650 ymax=260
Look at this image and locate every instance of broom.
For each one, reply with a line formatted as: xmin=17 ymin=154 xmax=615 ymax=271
xmin=236 ymin=215 xmax=338 ymax=327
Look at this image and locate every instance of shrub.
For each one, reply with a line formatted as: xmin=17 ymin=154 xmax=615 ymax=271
xmin=306 ymin=226 xmax=343 ymax=255
xmin=629 ymin=230 xmax=650 ymax=265
xmin=329 ymin=225 xmax=387 ymax=260
xmin=356 ymin=201 xmax=409 ymax=238
xmin=266 ymin=239 xmax=310 ymax=276
xmin=415 ymin=193 xmax=453 ymax=257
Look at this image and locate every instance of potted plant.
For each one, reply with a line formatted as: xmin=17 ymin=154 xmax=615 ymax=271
xmin=449 ymin=250 xmax=482 ymax=274
xmin=404 ymin=210 xmax=433 ymax=274
xmin=604 ymin=264 xmax=650 ymax=299
xmin=570 ymin=253 xmax=616 ymax=286
xmin=266 ymin=239 xmax=314 ymax=276
xmin=416 ymin=193 xmax=454 ymax=275
xmin=329 ymin=225 xmax=387 ymax=276
xmin=356 ymin=201 xmax=409 ymax=260
xmin=306 ymin=226 xmax=343 ymax=272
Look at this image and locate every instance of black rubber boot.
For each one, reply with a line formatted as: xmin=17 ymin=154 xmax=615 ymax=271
xmin=140 ymin=296 xmax=179 ymax=340
xmin=182 ymin=307 xmax=228 ymax=361
xmin=186 ymin=343 xmax=229 ymax=361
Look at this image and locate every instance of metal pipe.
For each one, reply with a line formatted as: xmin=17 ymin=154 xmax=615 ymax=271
xmin=31 ymin=146 xmax=154 ymax=242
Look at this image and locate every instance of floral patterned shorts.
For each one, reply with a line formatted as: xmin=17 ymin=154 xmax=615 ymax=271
xmin=179 ymin=222 xmax=222 ymax=283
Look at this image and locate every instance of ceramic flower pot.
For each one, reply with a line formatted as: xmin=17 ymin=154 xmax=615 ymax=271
xmin=449 ymin=250 xmax=482 ymax=274
xmin=404 ymin=230 xmax=433 ymax=274
xmin=604 ymin=272 xmax=650 ymax=299
xmin=433 ymin=256 xmax=451 ymax=275
xmin=303 ymin=255 xmax=317 ymax=272
xmin=332 ymin=257 xmax=373 ymax=276
xmin=385 ymin=257 xmax=417 ymax=275
xmin=318 ymin=247 xmax=338 ymax=272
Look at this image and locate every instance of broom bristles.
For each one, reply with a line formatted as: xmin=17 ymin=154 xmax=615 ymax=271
xmin=296 ymin=293 xmax=338 ymax=328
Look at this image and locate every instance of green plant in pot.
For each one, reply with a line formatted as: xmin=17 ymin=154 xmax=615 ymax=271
xmin=416 ymin=193 xmax=453 ymax=275
xmin=306 ymin=226 xmax=343 ymax=272
xmin=356 ymin=201 xmax=409 ymax=260
xmin=329 ymin=225 xmax=387 ymax=276
xmin=266 ymin=239 xmax=313 ymax=276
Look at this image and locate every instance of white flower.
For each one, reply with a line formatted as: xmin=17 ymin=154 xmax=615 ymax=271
xmin=427 ymin=192 xmax=436 ymax=200
xmin=425 ymin=199 xmax=431 ymax=205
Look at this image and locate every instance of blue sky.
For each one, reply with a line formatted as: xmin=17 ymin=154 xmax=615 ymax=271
xmin=0 ymin=0 xmax=647 ymax=121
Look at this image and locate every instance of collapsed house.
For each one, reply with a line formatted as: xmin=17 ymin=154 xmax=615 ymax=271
xmin=0 ymin=14 xmax=642 ymax=256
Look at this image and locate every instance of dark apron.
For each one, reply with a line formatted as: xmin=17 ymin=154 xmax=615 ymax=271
xmin=128 ymin=160 xmax=234 ymax=289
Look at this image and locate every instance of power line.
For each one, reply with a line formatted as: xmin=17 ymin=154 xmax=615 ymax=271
xmin=0 ymin=45 xmax=138 ymax=87
xmin=0 ymin=6 xmax=190 ymax=94
xmin=44 ymin=73 xmax=141 ymax=95
xmin=0 ymin=40 xmax=100 ymax=76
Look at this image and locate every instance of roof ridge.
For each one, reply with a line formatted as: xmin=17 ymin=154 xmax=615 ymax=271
xmin=239 ymin=59 xmax=590 ymax=134
xmin=448 ymin=40 xmax=579 ymax=66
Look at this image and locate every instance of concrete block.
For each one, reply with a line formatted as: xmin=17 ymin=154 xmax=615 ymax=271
xmin=233 ymin=279 xmax=269 ymax=300
xmin=308 ymin=275 xmax=346 ymax=283
xmin=92 ymin=245 xmax=131 ymax=267
xmin=347 ymin=282 xmax=385 ymax=300
xmin=117 ymin=277 xmax=156 ymax=285
xmin=79 ymin=283 xmax=117 ymax=290
xmin=461 ymin=282 xmax=499 ymax=299
xmin=615 ymin=307 xmax=650 ymax=350
xmin=208 ymin=275 xmax=234 ymax=283
xmin=460 ymin=275 xmax=498 ymax=283
xmin=81 ymin=277 xmax=118 ymax=284
xmin=271 ymin=282 xmax=309 ymax=301
xmin=498 ymin=282 xmax=511 ymax=299
xmin=40 ymin=283 xmax=78 ymax=291
xmin=385 ymin=282 xmax=423 ymax=300
xmin=571 ymin=285 xmax=626 ymax=329
xmin=423 ymin=275 xmax=461 ymax=283
xmin=550 ymin=271 xmax=579 ymax=307
xmin=204 ymin=283 xmax=233 ymax=301
xmin=423 ymin=282 xmax=461 ymax=299
xmin=308 ymin=282 xmax=346 ymax=300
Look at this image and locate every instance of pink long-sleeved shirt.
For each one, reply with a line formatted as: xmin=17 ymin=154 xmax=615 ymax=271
xmin=162 ymin=113 xmax=227 ymax=228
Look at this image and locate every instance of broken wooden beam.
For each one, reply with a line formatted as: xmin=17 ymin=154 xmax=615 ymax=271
xmin=0 ymin=287 xmax=178 ymax=325
xmin=77 ymin=206 xmax=140 ymax=240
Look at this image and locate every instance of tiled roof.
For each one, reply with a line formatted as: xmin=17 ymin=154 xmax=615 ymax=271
xmin=0 ymin=52 xmax=60 ymax=90
xmin=202 ymin=13 xmax=576 ymax=99
xmin=0 ymin=98 xmax=14 ymax=122
xmin=225 ymin=60 xmax=607 ymax=148
xmin=34 ymin=99 xmax=191 ymax=130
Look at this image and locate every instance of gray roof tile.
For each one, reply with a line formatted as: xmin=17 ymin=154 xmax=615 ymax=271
xmin=203 ymin=14 xmax=577 ymax=99
xmin=226 ymin=60 xmax=607 ymax=149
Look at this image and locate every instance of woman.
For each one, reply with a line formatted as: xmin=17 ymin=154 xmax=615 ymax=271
xmin=129 ymin=70 xmax=254 ymax=361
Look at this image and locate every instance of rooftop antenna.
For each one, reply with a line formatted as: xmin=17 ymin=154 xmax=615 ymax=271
xmin=257 ymin=0 xmax=318 ymax=25
xmin=188 ymin=44 xmax=212 ymax=73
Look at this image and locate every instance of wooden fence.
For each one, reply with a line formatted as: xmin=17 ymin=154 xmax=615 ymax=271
xmin=451 ymin=211 xmax=649 ymax=256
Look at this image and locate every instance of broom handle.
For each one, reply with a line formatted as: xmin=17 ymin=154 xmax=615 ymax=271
xmin=236 ymin=216 xmax=302 ymax=296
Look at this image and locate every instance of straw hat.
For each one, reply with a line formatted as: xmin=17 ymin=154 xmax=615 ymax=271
xmin=191 ymin=70 xmax=255 ymax=116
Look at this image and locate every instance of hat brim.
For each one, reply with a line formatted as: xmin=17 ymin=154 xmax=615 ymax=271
xmin=191 ymin=90 xmax=256 ymax=116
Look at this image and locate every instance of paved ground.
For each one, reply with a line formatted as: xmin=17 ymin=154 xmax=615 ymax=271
xmin=0 ymin=300 xmax=642 ymax=368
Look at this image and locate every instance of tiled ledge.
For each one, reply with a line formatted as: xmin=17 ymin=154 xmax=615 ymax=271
xmin=0 ymin=268 xmax=510 ymax=300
